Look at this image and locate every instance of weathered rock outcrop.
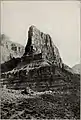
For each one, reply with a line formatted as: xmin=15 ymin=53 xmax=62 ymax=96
xmin=24 ymin=26 xmax=62 ymax=68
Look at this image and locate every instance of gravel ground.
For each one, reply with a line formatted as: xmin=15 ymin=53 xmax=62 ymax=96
xmin=1 ymin=87 xmax=80 ymax=119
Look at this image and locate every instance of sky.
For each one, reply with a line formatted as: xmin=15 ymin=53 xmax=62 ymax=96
xmin=1 ymin=1 xmax=80 ymax=67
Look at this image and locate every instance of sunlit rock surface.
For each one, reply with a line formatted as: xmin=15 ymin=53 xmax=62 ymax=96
xmin=24 ymin=26 xmax=62 ymax=68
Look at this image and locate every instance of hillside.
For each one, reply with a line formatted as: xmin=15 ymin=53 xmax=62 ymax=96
xmin=72 ymin=64 xmax=80 ymax=74
xmin=1 ymin=26 xmax=80 ymax=119
xmin=0 ymin=34 xmax=24 ymax=63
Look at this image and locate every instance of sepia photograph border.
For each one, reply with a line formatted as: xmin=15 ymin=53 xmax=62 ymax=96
xmin=0 ymin=0 xmax=81 ymax=120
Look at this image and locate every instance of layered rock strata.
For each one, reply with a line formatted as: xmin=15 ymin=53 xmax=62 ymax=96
xmin=1 ymin=25 xmax=79 ymax=91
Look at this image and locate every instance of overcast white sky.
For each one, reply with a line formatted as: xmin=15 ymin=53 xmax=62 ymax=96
xmin=1 ymin=1 xmax=80 ymax=67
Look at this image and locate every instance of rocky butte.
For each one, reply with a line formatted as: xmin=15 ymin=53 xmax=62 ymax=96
xmin=1 ymin=25 xmax=80 ymax=91
xmin=24 ymin=25 xmax=62 ymax=68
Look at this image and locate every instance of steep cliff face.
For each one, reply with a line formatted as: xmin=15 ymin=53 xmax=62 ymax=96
xmin=1 ymin=34 xmax=24 ymax=63
xmin=24 ymin=26 xmax=62 ymax=68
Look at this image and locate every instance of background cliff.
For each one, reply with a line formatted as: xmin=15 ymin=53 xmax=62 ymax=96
xmin=72 ymin=64 xmax=80 ymax=74
xmin=0 ymin=34 xmax=24 ymax=64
